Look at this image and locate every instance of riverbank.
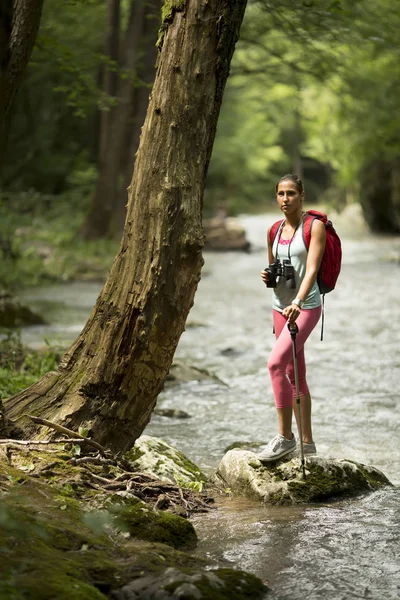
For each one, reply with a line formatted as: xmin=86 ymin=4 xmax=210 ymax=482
xmin=0 ymin=190 xmax=255 ymax=301
xmin=0 ymin=331 xmax=62 ymax=399
xmin=0 ymin=439 xmax=267 ymax=600
xmin=0 ymin=189 xmax=118 ymax=294
xmin=0 ymin=330 xmax=269 ymax=599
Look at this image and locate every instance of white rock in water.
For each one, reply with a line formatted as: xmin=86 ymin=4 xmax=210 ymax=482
xmin=125 ymin=435 xmax=206 ymax=486
xmin=211 ymin=450 xmax=392 ymax=505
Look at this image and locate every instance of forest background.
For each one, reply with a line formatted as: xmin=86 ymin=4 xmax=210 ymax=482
xmin=1 ymin=0 xmax=399 ymax=294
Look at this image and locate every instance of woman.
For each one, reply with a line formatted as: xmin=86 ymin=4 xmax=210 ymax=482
xmin=258 ymin=174 xmax=326 ymax=462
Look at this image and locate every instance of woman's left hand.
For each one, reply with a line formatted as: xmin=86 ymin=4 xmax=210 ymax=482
xmin=282 ymin=303 xmax=301 ymax=323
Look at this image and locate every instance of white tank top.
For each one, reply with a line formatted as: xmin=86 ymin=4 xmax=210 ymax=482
xmin=271 ymin=220 xmax=321 ymax=312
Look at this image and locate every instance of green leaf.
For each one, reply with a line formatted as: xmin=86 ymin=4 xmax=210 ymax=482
xmin=71 ymin=444 xmax=81 ymax=457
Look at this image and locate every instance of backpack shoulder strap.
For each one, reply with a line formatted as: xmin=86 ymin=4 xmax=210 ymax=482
xmin=302 ymin=213 xmax=315 ymax=249
xmin=269 ymin=219 xmax=284 ymax=247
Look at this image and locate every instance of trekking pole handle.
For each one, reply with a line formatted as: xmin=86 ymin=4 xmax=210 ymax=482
xmin=288 ymin=321 xmax=299 ymax=338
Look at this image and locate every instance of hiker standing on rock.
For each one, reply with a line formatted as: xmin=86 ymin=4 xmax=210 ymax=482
xmin=258 ymin=174 xmax=326 ymax=462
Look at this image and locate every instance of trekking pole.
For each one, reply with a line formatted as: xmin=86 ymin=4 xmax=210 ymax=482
xmin=288 ymin=322 xmax=306 ymax=481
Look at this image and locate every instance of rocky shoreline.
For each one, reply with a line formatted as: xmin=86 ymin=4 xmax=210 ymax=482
xmin=211 ymin=448 xmax=392 ymax=505
xmin=0 ymin=291 xmax=46 ymax=328
xmin=0 ymin=426 xmax=393 ymax=599
xmin=0 ymin=434 xmax=267 ymax=600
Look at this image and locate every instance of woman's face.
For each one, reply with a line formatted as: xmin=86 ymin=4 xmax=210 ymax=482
xmin=276 ymin=180 xmax=304 ymax=216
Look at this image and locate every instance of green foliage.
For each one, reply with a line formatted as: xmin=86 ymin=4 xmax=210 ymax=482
xmin=206 ymin=0 xmax=341 ymax=211
xmin=0 ymin=195 xmax=45 ymax=291
xmin=1 ymin=0 xmax=105 ymax=193
xmin=0 ymin=186 xmax=118 ymax=293
xmin=0 ymin=331 xmax=61 ymax=399
xmin=173 ymin=473 xmax=204 ymax=493
xmin=298 ymin=0 xmax=400 ymax=190
xmin=1 ymin=0 xmax=157 ymax=196
xmin=2 ymin=0 xmax=400 ymax=226
xmin=208 ymin=0 xmax=400 ymax=211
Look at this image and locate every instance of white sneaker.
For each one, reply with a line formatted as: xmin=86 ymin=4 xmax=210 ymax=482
xmin=302 ymin=441 xmax=317 ymax=455
xmin=257 ymin=434 xmax=296 ymax=463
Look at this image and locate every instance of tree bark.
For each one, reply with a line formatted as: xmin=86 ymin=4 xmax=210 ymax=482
xmin=4 ymin=0 xmax=248 ymax=453
xmin=81 ymin=0 xmax=147 ymax=240
xmin=0 ymin=0 xmax=44 ymax=163
xmin=359 ymin=159 xmax=400 ymax=234
xmin=0 ymin=2 xmax=13 ymax=71
xmin=98 ymin=0 xmax=121 ymax=166
xmin=115 ymin=1 xmax=161 ymax=234
xmin=390 ymin=157 xmax=400 ymax=232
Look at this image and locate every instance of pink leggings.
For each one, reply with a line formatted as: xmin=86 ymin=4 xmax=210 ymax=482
xmin=268 ymin=306 xmax=322 ymax=409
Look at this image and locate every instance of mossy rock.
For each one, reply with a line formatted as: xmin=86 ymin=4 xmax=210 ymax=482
xmin=0 ymin=294 xmax=46 ymax=327
xmin=125 ymin=435 xmax=207 ymax=487
xmin=111 ymin=566 xmax=267 ymax=600
xmin=212 ymin=450 xmax=393 ymax=505
xmin=153 ymin=408 xmax=191 ymax=419
xmin=0 ymin=448 xmax=196 ymax=554
xmin=203 ymin=217 xmax=251 ymax=252
xmin=0 ymin=458 xmax=267 ymax=599
xmin=108 ymin=495 xmax=198 ymax=550
xmin=0 ymin=464 xmax=122 ymax=599
xmin=165 ymin=361 xmax=224 ymax=386
xmin=224 ymin=440 xmax=265 ymax=453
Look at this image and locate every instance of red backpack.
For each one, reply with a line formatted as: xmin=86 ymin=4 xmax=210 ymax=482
xmin=269 ymin=210 xmax=342 ymax=338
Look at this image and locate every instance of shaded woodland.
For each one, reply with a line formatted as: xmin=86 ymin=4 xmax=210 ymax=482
xmin=2 ymin=0 xmax=400 ymax=246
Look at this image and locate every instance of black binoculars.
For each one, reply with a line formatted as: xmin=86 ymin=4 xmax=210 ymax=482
xmin=264 ymin=259 xmax=296 ymax=289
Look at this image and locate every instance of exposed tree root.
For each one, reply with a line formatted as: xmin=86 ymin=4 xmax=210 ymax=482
xmin=0 ymin=438 xmax=89 ymax=446
xmin=0 ymin=431 xmax=214 ymax=517
xmin=25 ymin=414 xmax=108 ymax=453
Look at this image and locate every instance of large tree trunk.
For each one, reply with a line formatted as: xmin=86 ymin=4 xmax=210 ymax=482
xmin=81 ymin=0 xmax=147 ymax=240
xmin=359 ymin=158 xmax=400 ymax=234
xmin=98 ymin=0 xmax=121 ymax=166
xmin=4 ymin=0 xmax=248 ymax=453
xmin=115 ymin=1 xmax=161 ymax=234
xmin=391 ymin=157 xmax=400 ymax=232
xmin=0 ymin=0 xmax=44 ymax=163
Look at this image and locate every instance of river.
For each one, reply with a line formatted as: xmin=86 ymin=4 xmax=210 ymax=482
xmin=19 ymin=210 xmax=400 ymax=599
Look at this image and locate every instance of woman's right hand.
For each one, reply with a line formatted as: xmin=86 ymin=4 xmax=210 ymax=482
xmin=261 ymin=269 xmax=269 ymax=284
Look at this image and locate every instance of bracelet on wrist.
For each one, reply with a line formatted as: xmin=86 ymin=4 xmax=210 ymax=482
xmin=292 ymin=298 xmax=304 ymax=309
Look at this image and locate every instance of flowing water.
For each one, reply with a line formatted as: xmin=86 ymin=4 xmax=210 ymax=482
xmin=19 ymin=211 xmax=400 ymax=599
